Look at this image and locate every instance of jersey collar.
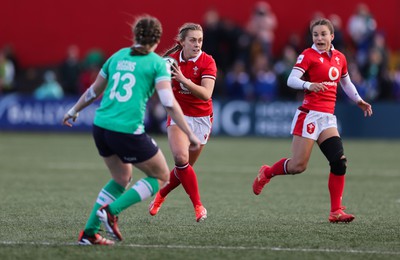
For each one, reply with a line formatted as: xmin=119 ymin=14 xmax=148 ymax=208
xmin=179 ymin=50 xmax=203 ymax=62
xmin=311 ymin=44 xmax=335 ymax=54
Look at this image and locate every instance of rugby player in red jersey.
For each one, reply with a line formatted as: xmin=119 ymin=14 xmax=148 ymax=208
xmin=253 ymin=18 xmax=372 ymax=223
xmin=149 ymin=23 xmax=217 ymax=222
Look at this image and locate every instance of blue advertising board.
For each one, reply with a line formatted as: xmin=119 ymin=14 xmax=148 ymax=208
xmin=1 ymin=95 xmax=399 ymax=138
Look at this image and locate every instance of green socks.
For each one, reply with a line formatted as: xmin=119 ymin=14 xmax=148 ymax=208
xmin=108 ymin=177 xmax=159 ymax=215
xmin=84 ymin=179 xmax=125 ymax=235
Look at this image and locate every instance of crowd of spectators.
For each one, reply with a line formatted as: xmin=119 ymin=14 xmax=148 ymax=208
xmin=1 ymin=2 xmax=400 ymax=102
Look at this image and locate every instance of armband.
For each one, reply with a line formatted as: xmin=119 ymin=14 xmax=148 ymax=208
xmin=157 ymin=88 xmax=174 ymax=107
xmin=84 ymin=85 xmax=97 ymax=102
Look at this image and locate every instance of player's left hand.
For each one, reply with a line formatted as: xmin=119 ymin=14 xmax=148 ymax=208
xmin=62 ymin=109 xmax=79 ymax=127
xmin=357 ymin=100 xmax=373 ymax=117
xmin=171 ymin=64 xmax=186 ymax=83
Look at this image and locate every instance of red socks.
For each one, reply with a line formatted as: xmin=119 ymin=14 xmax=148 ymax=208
xmin=328 ymin=173 xmax=345 ymax=212
xmin=267 ymin=158 xmax=345 ymax=212
xmin=159 ymin=163 xmax=202 ymax=207
xmin=159 ymin=168 xmax=181 ymax=197
xmin=175 ymin=163 xmax=202 ymax=207
xmin=267 ymin=158 xmax=289 ymax=177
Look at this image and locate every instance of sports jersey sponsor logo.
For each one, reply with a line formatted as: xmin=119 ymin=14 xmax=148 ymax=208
xmin=116 ymin=61 xmax=136 ymax=71
xmin=328 ymin=67 xmax=340 ymax=81
xmin=296 ymin=54 xmax=304 ymax=64
xmin=321 ymin=81 xmax=337 ymax=86
xmin=307 ymin=123 xmax=315 ymax=134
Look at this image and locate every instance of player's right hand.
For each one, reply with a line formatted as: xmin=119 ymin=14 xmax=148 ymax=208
xmin=188 ymin=134 xmax=201 ymax=151
xmin=62 ymin=113 xmax=79 ymax=127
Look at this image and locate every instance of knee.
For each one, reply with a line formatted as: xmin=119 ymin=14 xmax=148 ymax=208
xmin=330 ymin=156 xmax=347 ymax=175
xmin=319 ymin=136 xmax=347 ymax=176
xmin=173 ymin=153 xmax=189 ymax=166
xmin=114 ymin=174 xmax=132 ymax=188
xmin=158 ymin=171 xmax=170 ymax=183
xmin=158 ymin=179 xmax=169 ymax=189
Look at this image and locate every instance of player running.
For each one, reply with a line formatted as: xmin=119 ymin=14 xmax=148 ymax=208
xmin=63 ymin=15 xmax=200 ymax=245
xmin=148 ymin=23 xmax=217 ymax=222
xmin=252 ymin=18 xmax=372 ymax=223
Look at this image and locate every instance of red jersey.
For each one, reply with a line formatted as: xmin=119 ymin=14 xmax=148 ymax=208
xmin=294 ymin=46 xmax=348 ymax=114
xmin=169 ymin=50 xmax=217 ymax=117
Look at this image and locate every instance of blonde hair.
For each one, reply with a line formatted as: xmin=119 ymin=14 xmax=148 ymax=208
xmin=310 ymin=18 xmax=334 ymax=34
xmin=163 ymin=23 xmax=203 ymax=57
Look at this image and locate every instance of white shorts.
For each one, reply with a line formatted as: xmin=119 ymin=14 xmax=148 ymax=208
xmin=290 ymin=107 xmax=337 ymax=140
xmin=168 ymin=115 xmax=213 ymax=145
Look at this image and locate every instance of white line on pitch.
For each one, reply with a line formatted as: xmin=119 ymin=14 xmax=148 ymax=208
xmin=1 ymin=241 xmax=400 ymax=255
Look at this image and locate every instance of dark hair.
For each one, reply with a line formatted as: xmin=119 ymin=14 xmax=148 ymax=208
xmin=310 ymin=18 xmax=334 ymax=34
xmin=163 ymin=23 xmax=203 ymax=57
xmin=130 ymin=15 xmax=163 ymax=56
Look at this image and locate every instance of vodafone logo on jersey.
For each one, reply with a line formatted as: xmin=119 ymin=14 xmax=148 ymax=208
xmin=328 ymin=67 xmax=340 ymax=81
xmin=179 ymin=81 xmax=191 ymax=94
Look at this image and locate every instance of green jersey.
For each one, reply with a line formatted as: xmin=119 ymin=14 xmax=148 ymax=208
xmin=94 ymin=48 xmax=170 ymax=134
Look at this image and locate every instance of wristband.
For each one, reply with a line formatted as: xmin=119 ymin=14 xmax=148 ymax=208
xmin=67 ymin=107 xmax=78 ymax=117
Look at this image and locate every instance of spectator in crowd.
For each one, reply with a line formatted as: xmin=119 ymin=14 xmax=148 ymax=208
xmin=303 ymin=11 xmax=325 ymax=50
xmin=347 ymin=3 xmax=377 ymax=67
xmin=33 ymin=70 xmax=64 ymax=100
xmin=361 ymin=47 xmax=388 ymax=101
xmin=225 ymin=60 xmax=253 ymax=100
xmin=202 ymin=7 xmax=223 ymax=70
xmin=251 ymin=53 xmax=278 ymax=101
xmin=343 ymin=62 xmax=369 ymax=101
xmin=0 ymin=48 xmax=15 ymax=94
xmin=59 ymin=45 xmax=82 ymax=96
xmin=392 ymin=62 xmax=400 ymax=101
xmin=286 ymin=32 xmax=302 ymax=54
xmin=3 ymin=44 xmax=20 ymax=82
xmin=369 ymin=32 xmax=392 ymax=100
xmin=329 ymin=14 xmax=345 ymax=52
xmin=79 ymin=49 xmax=105 ymax=94
xmin=202 ymin=7 xmax=249 ymax=81
xmin=246 ymin=1 xmax=277 ymax=61
xmin=273 ymin=44 xmax=301 ymax=100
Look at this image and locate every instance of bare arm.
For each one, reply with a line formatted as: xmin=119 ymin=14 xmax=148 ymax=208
xmin=171 ymin=63 xmax=215 ymax=101
xmin=62 ymin=72 xmax=107 ymax=127
xmin=156 ymin=80 xmax=200 ymax=150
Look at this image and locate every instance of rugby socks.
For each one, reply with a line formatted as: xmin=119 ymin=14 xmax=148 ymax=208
xmin=175 ymin=163 xmax=202 ymax=207
xmin=328 ymin=173 xmax=345 ymax=212
xmin=267 ymin=158 xmax=289 ymax=177
xmin=159 ymin=168 xmax=181 ymax=197
xmin=108 ymin=177 xmax=159 ymax=215
xmin=84 ymin=179 xmax=125 ymax=236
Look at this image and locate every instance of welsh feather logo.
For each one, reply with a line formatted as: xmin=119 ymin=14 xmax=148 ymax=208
xmin=307 ymin=123 xmax=315 ymax=134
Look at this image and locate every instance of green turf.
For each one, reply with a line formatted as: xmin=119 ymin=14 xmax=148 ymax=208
xmin=0 ymin=132 xmax=399 ymax=259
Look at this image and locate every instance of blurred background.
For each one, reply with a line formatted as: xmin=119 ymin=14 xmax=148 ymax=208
xmin=1 ymin=0 xmax=399 ymax=137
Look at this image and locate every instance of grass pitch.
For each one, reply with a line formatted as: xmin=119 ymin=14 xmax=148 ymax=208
xmin=0 ymin=132 xmax=399 ymax=259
